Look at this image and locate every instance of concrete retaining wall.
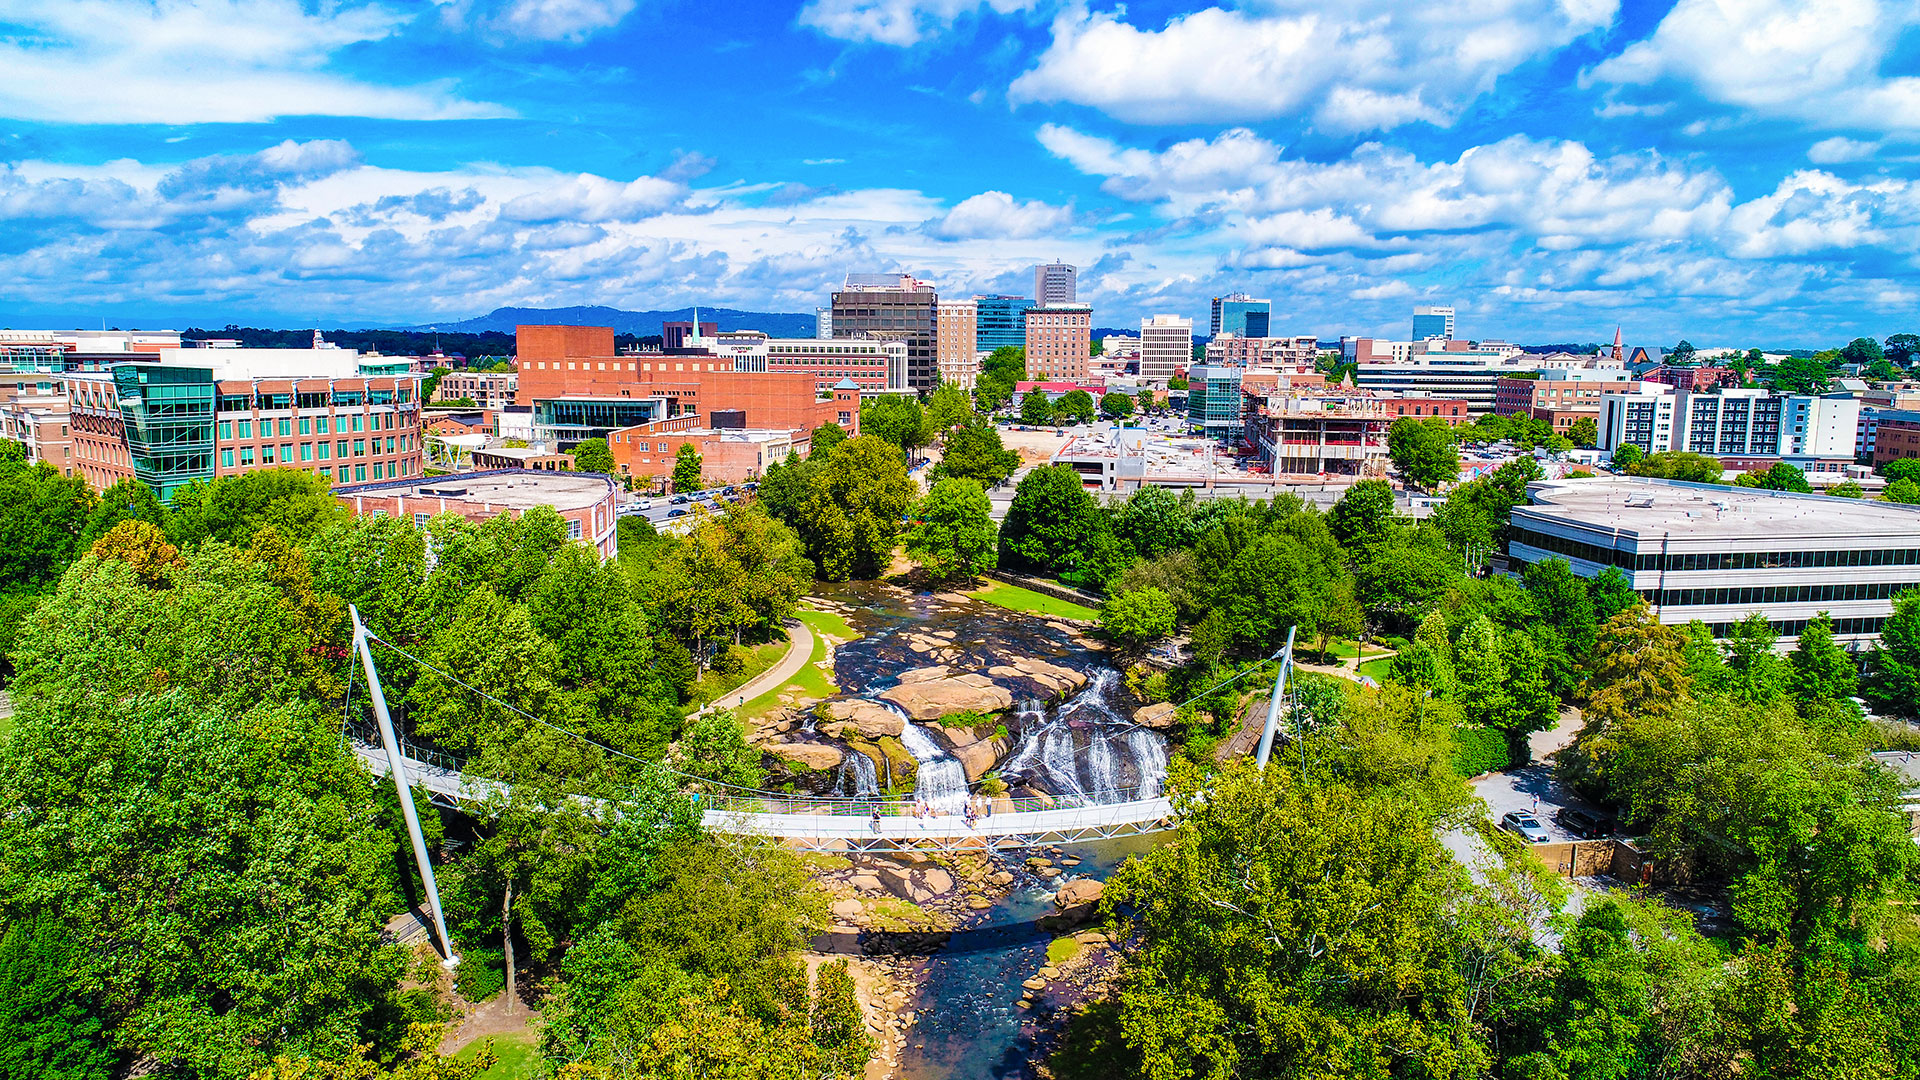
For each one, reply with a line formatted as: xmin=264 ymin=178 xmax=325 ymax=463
xmin=984 ymin=570 xmax=1104 ymax=613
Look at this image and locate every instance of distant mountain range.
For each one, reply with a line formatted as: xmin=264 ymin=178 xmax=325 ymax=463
xmin=396 ymin=305 xmax=818 ymax=339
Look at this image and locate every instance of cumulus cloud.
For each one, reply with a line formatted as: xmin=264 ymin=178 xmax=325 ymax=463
xmin=923 ymin=190 xmax=1072 ymax=239
xmin=797 ymin=0 xmax=1038 ymax=46
xmin=437 ymin=0 xmax=639 ymax=42
xmin=1808 ymin=137 xmax=1883 ymax=164
xmin=497 ymin=175 xmax=688 ymax=224
xmin=1588 ymin=0 xmax=1920 ymax=133
xmin=1010 ymin=0 xmax=1617 ymax=131
xmin=0 ymin=0 xmax=503 ymax=124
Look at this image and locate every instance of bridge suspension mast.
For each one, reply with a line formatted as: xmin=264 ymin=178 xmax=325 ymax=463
xmin=1254 ymin=626 xmax=1297 ymax=771
xmin=351 ymin=605 xmax=459 ymax=969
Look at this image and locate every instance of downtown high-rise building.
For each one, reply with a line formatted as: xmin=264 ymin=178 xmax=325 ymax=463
xmin=974 ymin=295 xmax=1030 ymax=353
xmin=1413 ymin=305 xmax=1455 ymax=341
xmin=1033 ymin=262 xmax=1076 ymax=305
xmin=1210 ymin=294 xmax=1270 ymax=338
xmin=1024 ymin=303 xmax=1091 ymax=382
xmin=831 ymin=273 xmax=938 ymax=391
xmin=935 ymin=298 xmax=979 ymax=389
xmin=1140 ymin=314 xmax=1193 ymax=383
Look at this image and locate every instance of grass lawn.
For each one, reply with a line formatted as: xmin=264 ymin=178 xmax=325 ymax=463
xmin=1300 ymin=638 xmax=1395 ymax=663
xmin=454 ymin=1031 xmax=539 ymax=1080
xmin=740 ymin=606 xmax=845 ymax=720
xmin=969 ymin=582 xmax=1100 ymax=623
xmin=1357 ymin=656 xmax=1395 ymax=682
xmin=684 ymin=638 xmax=789 ymax=715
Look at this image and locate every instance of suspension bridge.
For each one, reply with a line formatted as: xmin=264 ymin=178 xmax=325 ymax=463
xmin=346 ymin=607 xmax=1298 ymax=963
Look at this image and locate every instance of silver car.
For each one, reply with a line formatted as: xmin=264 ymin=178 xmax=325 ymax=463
xmin=1500 ymin=811 xmax=1551 ymax=843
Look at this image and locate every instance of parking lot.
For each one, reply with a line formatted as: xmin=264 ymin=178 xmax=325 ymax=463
xmin=1475 ymin=765 xmax=1613 ymax=844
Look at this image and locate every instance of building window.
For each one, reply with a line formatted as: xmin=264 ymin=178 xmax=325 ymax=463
xmin=218 ymin=421 xmax=232 ymax=440
xmin=299 ymin=418 xmax=311 ymax=435
xmin=352 ymin=415 xmax=364 ymax=433
xmin=414 ymin=512 xmax=430 ymax=528
xmin=261 ymin=445 xmax=275 ymax=464
xmin=240 ymin=447 xmax=254 ymax=466
xmin=568 ymin=519 xmax=582 ymax=540
xmin=300 ymin=443 xmax=313 ymax=462
xmin=355 ymin=465 xmax=366 ymax=481
xmin=238 ymin=420 xmax=252 ymax=438
xmin=318 ymin=442 xmax=331 ymax=460
xmin=354 ymin=440 xmax=365 ymax=457
xmin=317 ymin=416 xmax=330 ymax=434
xmin=221 ymin=449 xmax=234 ymax=468
xmin=372 ymin=463 xmax=383 ymax=480
xmin=337 ymin=440 xmax=348 ymax=457
xmin=277 ymin=419 xmax=290 ymax=436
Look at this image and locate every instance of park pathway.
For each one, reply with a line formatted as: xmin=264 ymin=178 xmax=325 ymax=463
xmin=685 ymin=616 xmax=816 ymax=720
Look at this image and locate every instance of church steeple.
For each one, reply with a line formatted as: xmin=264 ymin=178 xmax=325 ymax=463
xmin=1612 ymin=326 xmax=1623 ymax=364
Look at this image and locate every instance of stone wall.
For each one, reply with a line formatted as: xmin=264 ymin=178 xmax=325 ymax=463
xmin=983 ymin=569 xmax=1103 ymax=614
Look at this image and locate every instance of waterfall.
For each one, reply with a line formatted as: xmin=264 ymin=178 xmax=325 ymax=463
xmin=838 ymin=749 xmax=879 ymax=797
xmin=1001 ymin=667 xmax=1169 ymax=804
xmin=888 ymin=702 xmax=969 ymax=812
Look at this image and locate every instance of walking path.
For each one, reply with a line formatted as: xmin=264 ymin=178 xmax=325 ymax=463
xmin=685 ymin=617 xmax=815 ymax=720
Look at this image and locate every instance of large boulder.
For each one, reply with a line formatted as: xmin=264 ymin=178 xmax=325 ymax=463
xmin=764 ymin=741 xmax=844 ymax=771
xmin=989 ymin=657 xmax=1089 ymax=699
xmin=820 ymin=699 xmax=906 ymax=739
xmin=952 ymin=734 xmax=1012 ymax=783
xmin=1133 ymin=702 xmax=1179 ymax=729
xmin=1047 ymin=878 xmax=1105 ymax=927
xmin=880 ymin=676 xmax=1013 ymax=721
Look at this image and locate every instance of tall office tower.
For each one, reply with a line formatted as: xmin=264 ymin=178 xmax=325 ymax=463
xmin=1209 ymin=294 xmax=1271 ymax=338
xmin=1033 ymin=262 xmax=1076 ymax=305
xmin=815 ymin=307 xmax=832 ymax=340
xmin=935 ymin=299 xmax=980 ymax=389
xmin=832 ymin=273 xmax=938 ymax=391
xmin=973 ymin=295 xmax=1031 ymax=352
xmin=1024 ymin=303 xmax=1092 ymax=381
xmin=1139 ymin=314 xmax=1193 ymax=383
xmin=1412 ymin=305 xmax=1455 ymax=341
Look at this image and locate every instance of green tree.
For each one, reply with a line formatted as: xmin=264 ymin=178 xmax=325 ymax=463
xmin=1768 ymin=354 xmax=1832 ymax=395
xmin=674 ymin=710 xmax=765 ymax=790
xmin=1054 ymin=389 xmax=1096 ymax=424
xmin=1099 ymin=587 xmax=1177 ymax=649
xmin=1452 ymin=615 xmax=1511 ymax=730
xmin=1099 ymin=391 xmax=1134 ymax=418
xmin=1787 ymin=611 xmax=1858 ymax=722
xmin=166 ymin=468 xmax=344 ymax=549
xmin=1610 ymin=442 xmax=1645 ymax=469
xmin=999 ymin=464 xmax=1099 ymax=576
xmin=0 ymin=458 xmax=94 ymax=591
xmin=571 ymin=437 xmax=614 ymax=474
xmin=1327 ymin=478 xmax=1396 ymax=550
xmin=1842 ymin=336 xmax=1886 ymax=366
xmin=0 ymin=914 xmax=119 ymax=1080
xmin=1885 ymin=477 xmax=1920 ymax=505
xmin=794 ymin=436 xmax=917 ymax=581
xmin=1386 ymin=416 xmax=1460 ymax=492
xmin=672 ymin=444 xmax=704 ymax=493
xmin=1865 ymin=589 xmax=1920 ymax=715
xmin=1355 ymin=524 xmax=1463 ymax=630
xmin=903 ymin=478 xmax=997 ymax=582
xmin=924 ymin=381 xmax=974 ymax=434
xmin=422 ymin=364 xmax=451 ymax=399
xmin=1723 ymin=611 xmax=1790 ymax=705
xmin=808 ymin=422 xmax=846 ymax=457
xmin=859 ymin=394 xmax=927 ymax=458
xmin=931 ymin=421 xmax=1019 ymax=487
xmin=1829 ymin=480 xmax=1866 ymax=498
xmin=1669 ymin=339 xmax=1697 ymax=365
xmin=1625 ymin=451 xmax=1723 ymax=483
xmin=1567 ymin=415 xmax=1598 ymax=448
xmin=1885 ymin=333 xmax=1920 ymax=366
xmin=1734 ymin=462 xmax=1812 ymax=493
xmin=78 ymin=478 xmax=167 ymax=549
xmin=1391 ymin=610 xmax=1457 ymax=695
xmin=1020 ymin=389 xmax=1055 ymax=426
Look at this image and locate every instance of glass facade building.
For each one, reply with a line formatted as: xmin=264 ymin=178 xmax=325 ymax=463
xmin=111 ymin=364 xmax=215 ymax=501
xmin=974 ymin=296 xmax=1031 ymax=352
xmin=1187 ymin=364 xmax=1246 ymax=443
xmin=1210 ymin=294 xmax=1270 ymax=338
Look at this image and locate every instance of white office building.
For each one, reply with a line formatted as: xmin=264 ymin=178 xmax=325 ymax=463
xmin=1509 ymin=476 xmax=1920 ymax=644
xmin=1600 ymin=387 xmax=1859 ymax=459
xmin=1139 ymin=315 xmax=1193 ymax=384
xmin=1033 ymin=262 xmax=1077 ymax=305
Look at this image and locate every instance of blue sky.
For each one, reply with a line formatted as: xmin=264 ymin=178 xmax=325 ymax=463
xmin=0 ymin=0 xmax=1916 ymax=346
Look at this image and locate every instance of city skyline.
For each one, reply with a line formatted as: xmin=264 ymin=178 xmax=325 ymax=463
xmin=0 ymin=0 xmax=1915 ymax=346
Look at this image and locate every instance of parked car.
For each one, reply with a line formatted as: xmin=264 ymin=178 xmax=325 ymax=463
xmin=722 ymin=486 xmax=737 ymax=496
xmin=669 ymin=494 xmax=689 ymax=504
xmin=666 ymin=508 xmax=688 ymax=518
xmin=1500 ymin=811 xmax=1551 ymax=843
xmin=1554 ymin=807 xmax=1615 ymax=839
xmin=634 ymin=498 xmax=654 ymax=511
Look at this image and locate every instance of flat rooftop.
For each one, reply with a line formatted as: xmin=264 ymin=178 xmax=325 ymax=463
xmin=1517 ymin=476 xmax=1920 ymax=543
xmin=337 ymin=469 xmax=611 ymax=512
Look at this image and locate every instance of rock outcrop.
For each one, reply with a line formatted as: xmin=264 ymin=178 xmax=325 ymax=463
xmin=952 ymin=733 xmax=1013 ymax=783
xmin=1133 ymin=702 xmax=1179 ymax=729
xmin=764 ymin=741 xmax=844 ymax=770
xmin=988 ymin=656 xmax=1089 ymax=698
xmin=880 ymin=671 xmax=1013 ymax=720
xmin=819 ymin=699 xmax=906 ymax=739
xmin=1047 ymin=878 xmax=1105 ymax=927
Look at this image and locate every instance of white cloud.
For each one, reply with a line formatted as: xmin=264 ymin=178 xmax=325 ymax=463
xmin=1588 ymin=0 xmax=1920 ymax=133
xmin=497 ymin=175 xmax=688 ymax=223
xmin=434 ymin=0 xmax=638 ymax=43
xmin=1010 ymin=0 xmax=1617 ymax=131
xmin=0 ymin=0 xmax=502 ymax=123
xmin=923 ymin=190 xmax=1072 ymax=239
xmin=1808 ymin=137 xmax=1883 ymax=164
xmin=797 ymin=0 xmax=1037 ymax=46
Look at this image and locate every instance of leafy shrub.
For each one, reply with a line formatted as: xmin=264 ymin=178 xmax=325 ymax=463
xmin=1450 ymin=725 xmax=1511 ymax=777
xmin=710 ymin=644 xmax=749 ymax=677
xmin=978 ymin=772 xmax=1008 ymax=796
xmin=453 ymin=945 xmax=504 ymax=1002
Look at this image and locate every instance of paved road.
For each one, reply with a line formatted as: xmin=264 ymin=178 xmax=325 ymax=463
xmin=685 ymin=617 xmax=815 ymax=720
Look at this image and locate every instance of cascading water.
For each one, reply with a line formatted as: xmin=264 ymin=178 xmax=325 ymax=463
xmin=1001 ymin=668 xmax=1169 ymax=803
xmin=837 ymin=749 xmax=879 ymax=798
xmin=889 ymin=703 xmax=970 ymax=812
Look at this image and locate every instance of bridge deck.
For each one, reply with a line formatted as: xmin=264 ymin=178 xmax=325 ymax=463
xmin=355 ymin=740 xmax=1174 ymax=850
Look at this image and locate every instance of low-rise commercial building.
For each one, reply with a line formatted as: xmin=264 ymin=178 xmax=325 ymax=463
xmin=335 ymin=469 xmax=619 ymax=560
xmin=0 ymin=392 xmax=73 ymax=474
xmin=609 ymin=423 xmax=802 ymax=486
xmin=1600 ymin=387 xmax=1860 ymax=461
xmin=1508 ymin=476 xmax=1920 ymax=644
xmin=1495 ymin=370 xmax=1644 ymax=432
xmin=432 ymin=371 xmax=516 ymax=408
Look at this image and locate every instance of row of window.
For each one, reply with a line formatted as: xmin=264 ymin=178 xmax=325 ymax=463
xmin=220 ymin=437 xmax=407 ymax=467
xmin=216 ymin=388 xmax=410 ymax=412
xmin=323 ymin=462 xmax=412 ymax=483
xmin=1510 ymin=525 xmax=1920 ymax=573
xmin=219 ymin=412 xmax=399 ymax=439
xmin=1653 ymin=581 xmax=1920 ymax=607
xmin=1697 ymin=615 xmax=1886 ymax=638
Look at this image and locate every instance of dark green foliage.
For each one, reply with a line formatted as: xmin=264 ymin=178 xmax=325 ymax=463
xmin=570 ymin=437 xmax=614 ymax=474
xmin=0 ymin=458 xmax=93 ymax=591
xmin=1624 ymin=451 xmax=1724 ymax=483
xmin=1327 ymin=478 xmax=1396 ymax=549
xmin=1450 ymin=724 xmax=1511 ymax=776
xmin=0 ymin=915 xmax=120 ymax=1080
xmin=859 ymin=394 xmax=927 ymax=456
xmin=932 ymin=420 xmax=1019 ymax=487
xmin=166 ymin=467 xmax=346 ymax=549
xmin=1386 ymin=416 xmax=1460 ymax=491
xmin=999 ymin=464 xmax=1101 ymax=575
xmin=1734 ymin=461 xmax=1813 ymax=493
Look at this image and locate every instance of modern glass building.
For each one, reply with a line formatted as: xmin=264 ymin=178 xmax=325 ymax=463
xmin=111 ymin=364 xmax=216 ymax=501
xmin=1210 ymin=294 xmax=1270 ymax=338
xmin=974 ymin=295 xmax=1031 ymax=352
xmin=1187 ymin=364 xmax=1246 ymax=443
xmin=1412 ymin=305 xmax=1455 ymax=340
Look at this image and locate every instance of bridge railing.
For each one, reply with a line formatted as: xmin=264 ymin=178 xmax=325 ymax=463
xmin=692 ymin=784 xmax=1165 ymax=819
